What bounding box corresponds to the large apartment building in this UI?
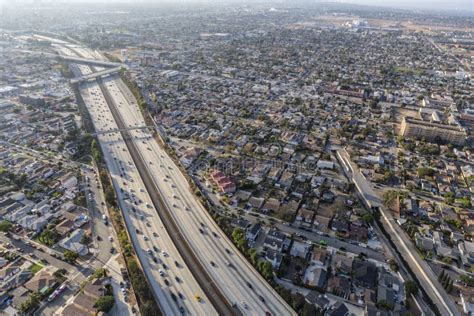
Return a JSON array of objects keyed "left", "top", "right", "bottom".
[{"left": 400, "top": 116, "right": 467, "bottom": 146}]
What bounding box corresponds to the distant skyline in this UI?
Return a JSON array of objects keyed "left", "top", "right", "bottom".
[{"left": 0, "top": 0, "right": 472, "bottom": 13}]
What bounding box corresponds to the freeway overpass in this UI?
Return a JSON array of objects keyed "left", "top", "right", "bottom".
[
  {"left": 57, "top": 55, "right": 121, "bottom": 67},
  {"left": 70, "top": 66, "right": 122, "bottom": 84},
  {"left": 11, "top": 49, "right": 121, "bottom": 68}
]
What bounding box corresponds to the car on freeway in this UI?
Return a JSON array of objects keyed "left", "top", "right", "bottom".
[
  {"left": 195, "top": 294, "right": 202, "bottom": 302},
  {"left": 162, "top": 251, "right": 168, "bottom": 257}
]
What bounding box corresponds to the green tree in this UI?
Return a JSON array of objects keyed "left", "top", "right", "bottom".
[
  {"left": 105, "top": 186, "right": 117, "bottom": 207},
  {"left": 64, "top": 250, "right": 79, "bottom": 263},
  {"left": 444, "top": 192, "right": 455, "bottom": 204},
  {"left": 94, "top": 295, "right": 115, "bottom": 312},
  {"left": 417, "top": 167, "right": 435, "bottom": 178},
  {"left": 362, "top": 213, "right": 374, "bottom": 224},
  {"left": 19, "top": 293, "right": 41, "bottom": 313},
  {"left": 231, "top": 228, "right": 247, "bottom": 250},
  {"left": 80, "top": 234, "right": 92, "bottom": 245},
  {"left": 259, "top": 261, "right": 274, "bottom": 280},
  {"left": 383, "top": 190, "right": 405, "bottom": 208},
  {"left": 0, "top": 220, "right": 12, "bottom": 232},
  {"left": 405, "top": 280, "right": 419, "bottom": 296},
  {"left": 388, "top": 259, "right": 399, "bottom": 272}
]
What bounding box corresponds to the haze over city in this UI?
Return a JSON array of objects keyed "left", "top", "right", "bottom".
[{"left": 0, "top": 1, "right": 472, "bottom": 316}]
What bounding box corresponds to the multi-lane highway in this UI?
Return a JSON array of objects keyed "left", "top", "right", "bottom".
[
  {"left": 55, "top": 44, "right": 218, "bottom": 315},
  {"left": 50, "top": 38, "right": 295, "bottom": 315},
  {"left": 104, "top": 71, "right": 295, "bottom": 315}
]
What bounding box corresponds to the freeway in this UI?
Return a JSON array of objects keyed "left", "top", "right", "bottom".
[
  {"left": 98, "top": 76, "right": 235, "bottom": 315},
  {"left": 56, "top": 44, "right": 218, "bottom": 315},
  {"left": 79, "top": 76, "right": 217, "bottom": 315},
  {"left": 55, "top": 39, "right": 294, "bottom": 315},
  {"left": 108, "top": 75, "right": 296, "bottom": 315},
  {"left": 337, "top": 148, "right": 460, "bottom": 316}
]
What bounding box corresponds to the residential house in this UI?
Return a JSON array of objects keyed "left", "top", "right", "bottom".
[
  {"left": 263, "top": 229, "right": 288, "bottom": 252},
  {"left": 290, "top": 241, "right": 311, "bottom": 259},
  {"left": 304, "top": 266, "right": 327, "bottom": 289},
  {"left": 353, "top": 260, "right": 377, "bottom": 289}
]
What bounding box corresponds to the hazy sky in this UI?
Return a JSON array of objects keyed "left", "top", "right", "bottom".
[{"left": 0, "top": 0, "right": 472, "bottom": 12}]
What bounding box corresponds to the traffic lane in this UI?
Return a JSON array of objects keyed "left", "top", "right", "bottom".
[
  {"left": 122, "top": 135, "right": 214, "bottom": 315},
  {"left": 103, "top": 139, "right": 206, "bottom": 315},
  {"left": 141, "top": 144, "right": 272, "bottom": 315},
  {"left": 273, "top": 223, "right": 385, "bottom": 261},
  {"left": 126, "top": 98, "right": 283, "bottom": 314},
  {"left": 153, "top": 148, "right": 295, "bottom": 314},
  {"left": 108, "top": 90, "right": 212, "bottom": 307},
  {"left": 0, "top": 235, "right": 83, "bottom": 274},
  {"left": 147, "top": 146, "right": 280, "bottom": 310},
  {"left": 83, "top": 171, "right": 114, "bottom": 265},
  {"left": 94, "top": 118, "right": 180, "bottom": 313}
]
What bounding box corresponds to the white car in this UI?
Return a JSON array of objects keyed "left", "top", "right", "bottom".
[
  {"left": 162, "top": 251, "right": 168, "bottom": 257},
  {"left": 159, "top": 269, "right": 164, "bottom": 276},
  {"left": 108, "top": 236, "right": 113, "bottom": 242}
]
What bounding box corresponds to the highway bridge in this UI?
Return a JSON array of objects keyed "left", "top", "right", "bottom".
[
  {"left": 70, "top": 66, "right": 122, "bottom": 84},
  {"left": 58, "top": 54, "right": 121, "bottom": 67}
]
